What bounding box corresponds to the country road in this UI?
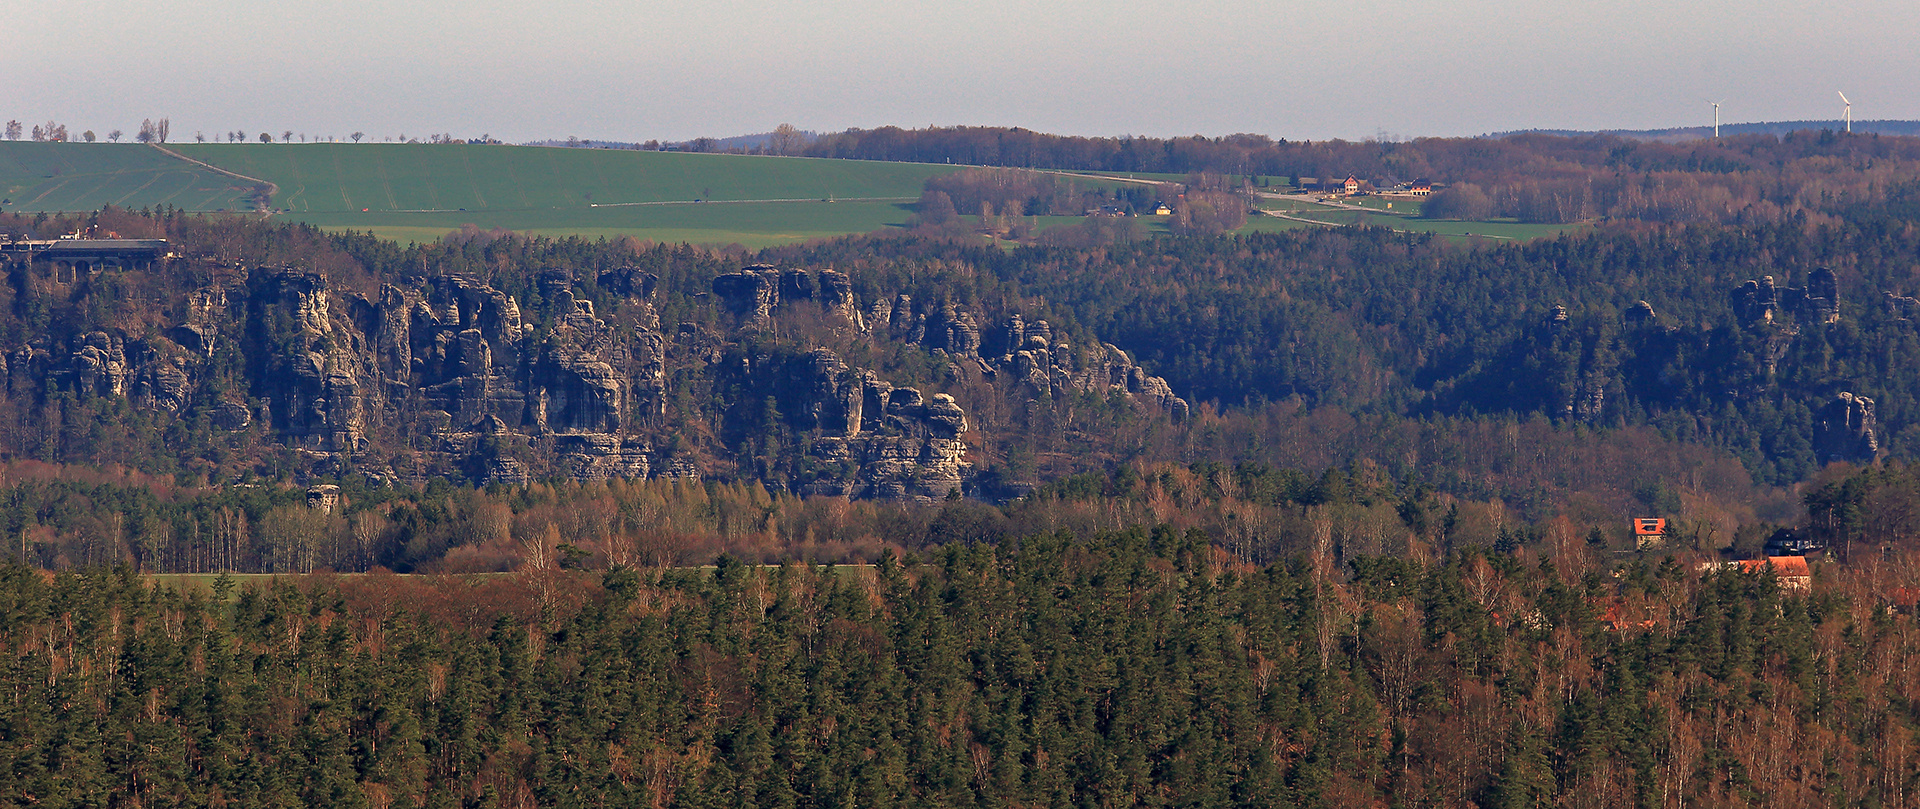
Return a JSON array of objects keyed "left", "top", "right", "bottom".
[{"left": 148, "top": 144, "right": 279, "bottom": 215}]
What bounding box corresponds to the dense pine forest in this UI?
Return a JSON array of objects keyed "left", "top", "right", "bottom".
[
  {"left": 12, "top": 128, "right": 1920, "bottom": 805},
  {"left": 6, "top": 536, "right": 1920, "bottom": 808}
]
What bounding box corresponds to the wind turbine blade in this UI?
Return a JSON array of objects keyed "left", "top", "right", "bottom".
[{"left": 1839, "top": 91, "right": 1851, "bottom": 106}]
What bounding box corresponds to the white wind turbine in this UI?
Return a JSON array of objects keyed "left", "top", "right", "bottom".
[
  {"left": 1711, "top": 100, "right": 1724, "bottom": 138},
  {"left": 1839, "top": 91, "right": 1852, "bottom": 133}
]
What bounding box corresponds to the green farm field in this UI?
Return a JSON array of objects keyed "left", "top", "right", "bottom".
[
  {"left": 1334, "top": 211, "right": 1582, "bottom": 240},
  {"left": 0, "top": 142, "right": 1574, "bottom": 246},
  {"left": 168, "top": 142, "right": 962, "bottom": 213},
  {"left": 0, "top": 141, "right": 967, "bottom": 246},
  {"left": 1334, "top": 195, "right": 1424, "bottom": 215},
  {"left": 287, "top": 199, "right": 919, "bottom": 247},
  {"left": 0, "top": 142, "right": 255, "bottom": 212},
  {"left": 1254, "top": 197, "right": 1582, "bottom": 241}
]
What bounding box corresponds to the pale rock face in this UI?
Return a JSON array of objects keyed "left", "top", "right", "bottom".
[
  {"left": 1733, "top": 268, "right": 1842, "bottom": 326},
  {"left": 71, "top": 332, "right": 130, "bottom": 399},
  {"left": 706, "top": 265, "right": 1196, "bottom": 497},
  {"left": 1815, "top": 391, "right": 1879, "bottom": 466},
  {"left": 818, "top": 270, "right": 862, "bottom": 329},
  {"left": 712, "top": 266, "right": 781, "bottom": 324},
  {"left": 6, "top": 260, "right": 1193, "bottom": 498}
]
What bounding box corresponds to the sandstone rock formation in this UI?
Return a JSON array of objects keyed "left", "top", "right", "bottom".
[
  {"left": 1814, "top": 391, "right": 1879, "bottom": 466},
  {"left": 1887, "top": 291, "right": 1920, "bottom": 321},
  {"left": 2, "top": 259, "right": 1193, "bottom": 499},
  {"left": 1733, "top": 268, "right": 1841, "bottom": 325}
]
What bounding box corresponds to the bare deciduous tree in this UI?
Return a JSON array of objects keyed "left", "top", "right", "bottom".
[{"left": 769, "top": 122, "right": 805, "bottom": 156}]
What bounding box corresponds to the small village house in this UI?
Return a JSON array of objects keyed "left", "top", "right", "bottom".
[
  {"left": 1695, "top": 556, "right": 1813, "bottom": 592},
  {"left": 1633, "top": 517, "right": 1666, "bottom": 550}
]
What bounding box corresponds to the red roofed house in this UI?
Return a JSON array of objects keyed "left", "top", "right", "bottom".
[
  {"left": 1738, "top": 555, "right": 1812, "bottom": 591},
  {"left": 1634, "top": 518, "right": 1667, "bottom": 550},
  {"left": 1595, "top": 596, "right": 1659, "bottom": 631},
  {"left": 1696, "top": 555, "right": 1813, "bottom": 592}
]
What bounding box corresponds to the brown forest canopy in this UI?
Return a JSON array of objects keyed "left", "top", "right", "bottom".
[{"left": 806, "top": 125, "right": 1920, "bottom": 224}]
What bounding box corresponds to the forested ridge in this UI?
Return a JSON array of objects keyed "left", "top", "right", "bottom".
[
  {"left": 5, "top": 535, "right": 1919, "bottom": 808},
  {"left": 12, "top": 128, "right": 1920, "bottom": 806},
  {"left": 773, "top": 215, "right": 1920, "bottom": 488},
  {"left": 796, "top": 125, "right": 1920, "bottom": 225},
  {"left": 8, "top": 182, "right": 1920, "bottom": 566}
]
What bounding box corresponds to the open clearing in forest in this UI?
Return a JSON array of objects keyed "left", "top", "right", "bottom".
[{"left": 1255, "top": 195, "right": 1582, "bottom": 241}]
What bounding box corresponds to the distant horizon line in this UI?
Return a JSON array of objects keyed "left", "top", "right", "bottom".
[{"left": 7, "top": 118, "right": 1920, "bottom": 149}]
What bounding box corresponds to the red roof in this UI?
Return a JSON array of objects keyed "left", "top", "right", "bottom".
[{"left": 1737, "top": 556, "right": 1811, "bottom": 577}]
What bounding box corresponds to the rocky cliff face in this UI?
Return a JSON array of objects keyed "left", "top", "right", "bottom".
[
  {"left": 1814, "top": 391, "right": 1880, "bottom": 466},
  {"left": 10, "top": 261, "right": 1188, "bottom": 499},
  {"left": 708, "top": 264, "right": 1188, "bottom": 497},
  {"left": 1732, "top": 268, "right": 1841, "bottom": 326}
]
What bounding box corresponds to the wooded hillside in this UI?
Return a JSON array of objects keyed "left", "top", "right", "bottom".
[{"left": 2, "top": 536, "right": 1913, "bottom": 808}]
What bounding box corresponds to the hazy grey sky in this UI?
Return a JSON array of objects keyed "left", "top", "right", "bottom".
[{"left": 8, "top": 0, "right": 1917, "bottom": 143}]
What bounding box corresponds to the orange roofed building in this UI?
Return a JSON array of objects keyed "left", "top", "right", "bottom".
[
  {"left": 1739, "top": 556, "right": 1812, "bottom": 591},
  {"left": 1634, "top": 518, "right": 1667, "bottom": 550},
  {"left": 1698, "top": 555, "right": 1813, "bottom": 592}
]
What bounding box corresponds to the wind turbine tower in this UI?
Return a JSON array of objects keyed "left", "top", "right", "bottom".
[
  {"left": 1839, "top": 91, "right": 1852, "bottom": 133},
  {"left": 1711, "top": 100, "right": 1723, "bottom": 138}
]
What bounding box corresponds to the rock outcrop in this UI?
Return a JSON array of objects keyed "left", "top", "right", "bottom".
[
  {"left": 1887, "top": 291, "right": 1920, "bottom": 321},
  {"left": 2, "top": 259, "right": 1193, "bottom": 499},
  {"left": 1733, "top": 269, "right": 1841, "bottom": 325},
  {"left": 800, "top": 361, "right": 971, "bottom": 500},
  {"left": 704, "top": 263, "right": 1190, "bottom": 429},
  {"left": 1814, "top": 392, "right": 1879, "bottom": 466}
]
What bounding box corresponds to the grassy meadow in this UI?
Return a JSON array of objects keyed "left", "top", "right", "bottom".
[{"left": 1255, "top": 196, "right": 1582, "bottom": 241}]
